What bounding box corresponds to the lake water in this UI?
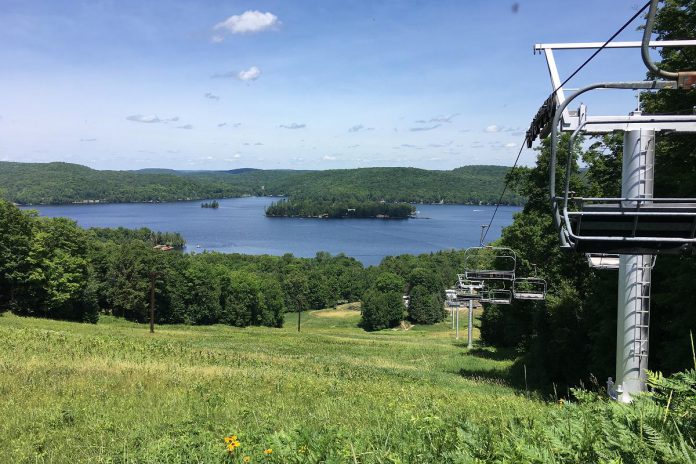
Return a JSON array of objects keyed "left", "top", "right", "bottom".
[{"left": 24, "top": 197, "right": 520, "bottom": 266}]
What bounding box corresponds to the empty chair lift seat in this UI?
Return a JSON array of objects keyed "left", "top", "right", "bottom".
[
  {"left": 481, "top": 289, "right": 512, "bottom": 305},
  {"left": 565, "top": 199, "right": 696, "bottom": 255},
  {"left": 512, "top": 277, "right": 547, "bottom": 300}
]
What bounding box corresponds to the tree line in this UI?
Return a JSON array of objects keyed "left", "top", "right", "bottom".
[
  {"left": 0, "top": 163, "right": 521, "bottom": 206},
  {"left": 0, "top": 199, "right": 461, "bottom": 329},
  {"left": 265, "top": 198, "right": 415, "bottom": 219}
]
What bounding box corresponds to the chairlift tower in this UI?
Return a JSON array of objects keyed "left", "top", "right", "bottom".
[{"left": 531, "top": 23, "right": 696, "bottom": 401}]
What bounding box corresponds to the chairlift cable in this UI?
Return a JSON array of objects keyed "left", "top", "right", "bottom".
[{"left": 480, "top": 1, "right": 652, "bottom": 246}]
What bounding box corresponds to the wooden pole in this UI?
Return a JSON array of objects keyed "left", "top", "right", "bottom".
[
  {"left": 297, "top": 307, "right": 301, "bottom": 332},
  {"left": 149, "top": 271, "right": 156, "bottom": 334}
]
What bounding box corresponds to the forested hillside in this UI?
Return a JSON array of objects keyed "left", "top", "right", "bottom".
[
  {"left": 0, "top": 162, "right": 521, "bottom": 205},
  {"left": 0, "top": 162, "right": 248, "bottom": 204}
]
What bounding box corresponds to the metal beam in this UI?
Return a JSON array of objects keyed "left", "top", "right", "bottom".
[
  {"left": 535, "top": 40, "right": 696, "bottom": 52},
  {"left": 580, "top": 114, "right": 696, "bottom": 133}
]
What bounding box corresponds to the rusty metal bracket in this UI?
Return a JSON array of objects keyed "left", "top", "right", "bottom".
[{"left": 678, "top": 72, "right": 696, "bottom": 90}]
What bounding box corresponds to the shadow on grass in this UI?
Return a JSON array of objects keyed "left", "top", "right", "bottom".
[
  {"left": 458, "top": 367, "right": 514, "bottom": 387},
  {"left": 466, "top": 347, "right": 519, "bottom": 362},
  {"left": 457, "top": 347, "right": 545, "bottom": 393}
]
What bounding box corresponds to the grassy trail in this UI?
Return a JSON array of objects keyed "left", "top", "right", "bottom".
[{"left": 0, "top": 308, "right": 544, "bottom": 463}]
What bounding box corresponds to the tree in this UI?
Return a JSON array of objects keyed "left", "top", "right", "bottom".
[
  {"left": 360, "top": 288, "right": 404, "bottom": 331},
  {"left": 407, "top": 285, "right": 445, "bottom": 324},
  {"left": 0, "top": 200, "right": 34, "bottom": 309},
  {"left": 373, "top": 272, "right": 406, "bottom": 294},
  {"left": 105, "top": 240, "right": 153, "bottom": 321},
  {"left": 19, "top": 216, "right": 98, "bottom": 322}
]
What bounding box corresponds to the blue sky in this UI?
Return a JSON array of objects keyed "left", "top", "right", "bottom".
[{"left": 0, "top": 1, "right": 659, "bottom": 170}]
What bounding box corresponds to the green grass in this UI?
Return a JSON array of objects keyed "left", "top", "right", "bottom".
[
  {"left": 11, "top": 308, "right": 691, "bottom": 463},
  {"left": 0, "top": 307, "right": 543, "bottom": 463}
]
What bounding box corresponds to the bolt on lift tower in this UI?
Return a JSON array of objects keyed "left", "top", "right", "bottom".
[{"left": 530, "top": 1, "right": 696, "bottom": 402}]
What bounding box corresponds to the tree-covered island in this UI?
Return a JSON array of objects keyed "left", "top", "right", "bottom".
[
  {"left": 265, "top": 198, "right": 415, "bottom": 219},
  {"left": 201, "top": 200, "right": 220, "bottom": 209}
]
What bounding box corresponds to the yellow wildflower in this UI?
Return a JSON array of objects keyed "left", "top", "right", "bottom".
[
  {"left": 263, "top": 449, "right": 273, "bottom": 455},
  {"left": 243, "top": 457, "right": 251, "bottom": 463},
  {"left": 224, "top": 434, "right": 238, "bottom": 444}
]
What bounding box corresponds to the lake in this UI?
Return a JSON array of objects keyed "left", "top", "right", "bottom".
[{"left": 24, "top": 197, "right": 521, "bottom": 266}]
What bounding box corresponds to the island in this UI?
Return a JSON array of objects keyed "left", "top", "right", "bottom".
[
  {"left": 265, "top": 198, "right": 415, "bottom": 219},
  {"left": 201, "top": 200, "right": 220, "bottom": 209}
]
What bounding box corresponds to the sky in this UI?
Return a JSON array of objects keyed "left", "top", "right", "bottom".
[{"left": 0, "top": 0, "right": 662, "bottom": 171}]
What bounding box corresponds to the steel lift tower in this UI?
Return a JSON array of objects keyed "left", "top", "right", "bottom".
[{"left": 530, "top": 0, "right": 696, "bottom": 402}]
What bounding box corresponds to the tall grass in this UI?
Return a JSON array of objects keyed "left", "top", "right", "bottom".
[{"left": 0, "top": 310, "right": 693, "bottom": 463}]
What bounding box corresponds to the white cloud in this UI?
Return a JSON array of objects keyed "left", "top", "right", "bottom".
[
  {"left": 280, "top": 123, "right": 306, "bottom": 130},
  {"left": 127, "top": 114, "right": 180, "bottom": 124},
  {"left": 428, "top": 141, "right": 452, "bottom": 148},
  {"left": 238, "top": 66, "right": 261, "bottom": 81},
  {"left": 126, "top": 114, "right": 161, "bottom": 123},
  {"left": 348, "top": 124, "right": 374, "bottom": 133},
  {"left": 80, "top": 138, "right": 97, "bottom": 142},
  {"left": 204, "top": 92, "right": 220, "bottom": 101},
  {"left": 322, "top": 155, "right": 337, "bottom": 161},
  {"left": 177, "top": 124, "right": 194, "bottom": 130},
  {"left": 409, "top": 124, "right": 441, "bottom": 132},
  {"left": 217, "top": 122, "right": 227, "bottom": 127},
  {"left": 214, "top": 11, "right": 279, "bottom": 37},
  {"left": 415, "top": 113, "right": 459, "bottom": 124},
  {"left": 429, "top": 113, "right": 459, "bottom": 123},
  {"left": 233, "top": 153, "right": 241, "bottom": 159},
  {"left": 504, "top": 142, "right": 517, "bottom": 148},
  {"left": 484, "top": 125, "right": 501, "bottom": 133}
]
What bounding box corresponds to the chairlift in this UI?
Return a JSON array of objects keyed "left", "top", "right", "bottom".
[
  {"left": 445, "top": 289, "right": 462, "bottom": 307},
  {"left": 480, "top": 289, "right": 512, "bottom": 305},
  {"left": 559, "top": 196, "right": 696, "bottom": 255},
  {"left": 586, "top": 253, "right": 620, "bottom": 270},
  {"left": 463, "top": 247, "right": 516, "bottom": 281},
  {"left": 512, "top": 277, "right": 547, "bottom": 301},
  {"left": 546, "top": 70, "right": 696, "bottom": 257},
  {"left": 456, "top": 274, "right": 484, "bottom": 299}
]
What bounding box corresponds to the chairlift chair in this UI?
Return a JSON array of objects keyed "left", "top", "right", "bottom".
[
  {"left": 463, "top": 247, "right": 517, "bottom": 281},
  {"left": 512, "top": 277, "right": 547, "bottom": 301},
  {"left": 558, "top": 196, "right": 696, "bottom": 255},
  {"left": 480, "top": 289, "right": 512, "bottom": 305},
  {"left": 455, "top": 274, "right": 484, "bottom": 300},
  {"left": 586, "top": 253, "right": 620, "bottom": 270}
]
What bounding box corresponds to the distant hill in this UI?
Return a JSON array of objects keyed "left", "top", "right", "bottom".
[
  {"left": 0, "top": 161, "right": 521, "bottom": 205},
  {"left": 225, "top": 168, "right": 261, "bottom": 175}
]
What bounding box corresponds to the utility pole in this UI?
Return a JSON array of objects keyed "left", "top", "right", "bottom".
[
  {"left": 148, "top": 270, "right": 158, "bottom": 334},
  {"left": 616, "top": 124, "right": 654, "bottom": 402},
  {"left": 455, "top": 304, "right": 459, "bottom": 340},
  {"left": 467, "top": 299, "right": 474, "bottom": 349}
]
